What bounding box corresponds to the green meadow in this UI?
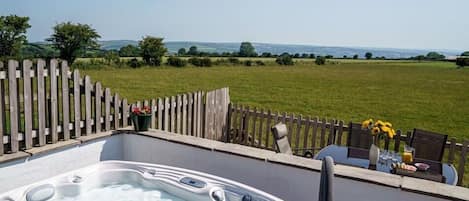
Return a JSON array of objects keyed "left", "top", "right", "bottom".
[{"left": 81, "top": 59, "right": 469, "bottom": 141}]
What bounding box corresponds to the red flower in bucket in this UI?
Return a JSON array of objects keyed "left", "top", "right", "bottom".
[{"left": 131, "top": 106, "right": 152, "bottom": 131}]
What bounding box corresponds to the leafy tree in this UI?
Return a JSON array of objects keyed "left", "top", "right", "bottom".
[
  {"left": 275, "top": 53, "right": 294, "bottom": 65},
  {"left": 47, "top": 22, "right": 100, "bottom": 64},
  {"left": 415, "top": 55, "right": 425, "bottom": 61},
  {"left": 221, "top": 52, "right": 232, "bottom": 57},
  {"left": 127, "top": 58, "right": 144, "bottom": 68},
  {"left": 119, "top": 44, "right": 140, "bottom": 57},
  {"left": 315, "top": 56, "right": 326, "bottom": 65},
  {"left": 365, "top": 52, "right": 373, "bottom": 60},
  {"left": 178, "top": 48, "right": 186, "bottom": 56},
  {"left": 353, "top": 54, "right": 359, "bottom": 59},
  {"left": 309, "top": 53, "right": 316, "bottom": 58},
  {"left": 325, "top": 55, "right": 333, "bottom": 59},
  {"left": 456, "top": 57, "right": 469, "bottom": 68},
  {"left": 425, "top": 52, "right": 445, "bottom": 60},
  {"left": 301, "top": 53, "right": 309, "bottom": 58},
  {"left": 343, "top": 55, "right": 347, "bottom": 59},
  {"left": 167, "top": 56, "right": 187, "bottom": 67},
  {"left": 139, "top": 36, "right": 167, "bottom": 66},
  {"left": 461, "top": 51, "right": 469, "bottom": 56},
  {"left": 293, "top": 53, "right": 300, "bottom": 58},
  {"left": 187, "top": 46, "right": 198, "bottom": 56},
  {"left": 261, "top": 52, "right": 272, "bottom": 57},
  {"left": 0, "top": 15, "right": 31, "bottom": 57},
  {"left": 239, "top": 42, "right": 256, "bottom": 57}
]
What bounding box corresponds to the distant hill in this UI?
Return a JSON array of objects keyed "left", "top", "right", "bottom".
[{"left": 34, "top": 40, "right": 461, "bottom": 59}]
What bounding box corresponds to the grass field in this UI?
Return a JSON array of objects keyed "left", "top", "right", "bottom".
[{"left": 80, "top": 60, "right": 469, "bottom": 141}]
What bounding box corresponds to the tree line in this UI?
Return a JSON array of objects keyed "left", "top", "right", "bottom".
[{"left": 1, "top": 14, "right": 468, "bottom": 68}]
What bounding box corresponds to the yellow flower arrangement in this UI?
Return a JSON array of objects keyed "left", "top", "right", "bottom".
[{"left": 361, "top": 119, "right": 396, "bottom": 139}]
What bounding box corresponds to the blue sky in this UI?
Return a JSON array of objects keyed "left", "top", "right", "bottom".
[{"left": 1, "top": 0, "right": 468, "bottom": 50}]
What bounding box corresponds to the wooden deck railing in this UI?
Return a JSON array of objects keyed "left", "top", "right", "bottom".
[{"left": 225, "top": 103, "right": 469, "bottom": 186}]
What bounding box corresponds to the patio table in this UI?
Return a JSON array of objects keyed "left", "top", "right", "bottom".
[{"left": 314, "top": 145, "right": 458, "bottom": 185}]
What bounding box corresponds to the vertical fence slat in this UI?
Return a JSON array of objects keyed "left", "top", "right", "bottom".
[
  {"left": 265, "top": 110, "right": 272, "bottom": 149},
  {"left": 257, "top": 108, "right": 264, "bottom": 148},
  {"left": 287, "top": 113, "right": 294, "bottom": 143},
  {"left": 457, "top": 140, "right": 469, "bottom": 186},
  {"left": 311, "top": 117, "right": 319, "bottom": 154},
  {"left": 176, "top": 95, "right": 182, "bottom": 134},
  {"left": 448, "top": 137, "right": 457, "bottom": 164},
  {"left": 8, "top": 60, "right": 19, "bottom": 152},
  {"left": 170, "top": 96, "right": 176, "bottom": 133},
  {"left": 114, "top": 94, "right": 120, "bottom": 129},
  {"left": 187, "top": 94, "right": 193, "bottom": 136},
  {"left": 164, "top": 97, "right": 169, "bottom": 132},
  {"left": 37, "top": 60, "right": 47, "bottom": 144},
  {"left": 251, "top": 108, "right": 258, "bottom": 146},
  {"left": 95, "top": 82, "right": 102, "bottom": 132},
  {"left": 151, "top": 99, "right": 156, "bottom": 129},
  {"left": 73, "top": 69, "right": 81, "bottom": 138},
  {"left": 302, "top": 116, "right": 311, "bottom": 155},
  {"left": 224, "top": 103, "right": 232, "bottom": 142},
  {"left": 336, "top": 120, "right": 344, "bottom": 145},
  {"left": 50, "top": 60, "right": 59, "bottom": 142},
  {"left": 394, "top": 130, "right": 402, "bottom": 152},
  {"left": 295, "top": 115, "right": 303, "bottom": 155},
  {"left": 84, "top": 75, "right": 92, "bottom": 135},
  {"left": 197, "top": 92, "right": 203, "bottom": 137},
  {"left": 320, "top": 118, "right": 327, "bottom": 148},
  {"left": 327, "top": 119, "right": 335, "bottom": 145},
  {"left": 243, "top": 106, "right": 250, "bottom": 145},
  {"left": 157, "top": 98, "right": 163, "bottom": 130},
  {"left": 272, "top": 112, "right": 280, "bottom": 148},
  {"left": 182, "top": 94, "right": 187, "bottom": 135},
  {"left": 61, "top": 61, "right": 70, "bottom": 140},
  {"left": 104, "top": 88, "right": 111, "bottom": 131},
  {"left": 23, "top": 60, "right": 33, "bottom": 149},
  {"left": 237, "top": 105, "right": 244, "bottom": 144},
  {"left": 122, "top": 99, "right": 128, "bottom": 128},
  {"left": 0, "top": 61, "right": 5, "bottom": 155}
]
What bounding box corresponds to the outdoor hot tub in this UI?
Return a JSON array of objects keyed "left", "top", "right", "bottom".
[{"left": 0, "top": 161, "right": 282, "bottom": 201}]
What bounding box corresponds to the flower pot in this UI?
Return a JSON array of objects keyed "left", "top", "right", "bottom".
[{"left": 131, "top": 114, "right": 151, "bottom": 131}]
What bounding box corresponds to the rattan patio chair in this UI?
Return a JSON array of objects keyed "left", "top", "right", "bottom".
[
  {"left": 410, "top": 128, "right": 448, "bottom": 162},
  {"left": 346, "top": 122, "right": 373, "bottom": 150}
]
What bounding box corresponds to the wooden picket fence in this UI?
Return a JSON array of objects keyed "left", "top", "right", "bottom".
[
  {"left": 226, "top": 104, "right": 469, "bottom": 186},
  {"left": 131, "top": 87, "right": 229, "bottom": 140},
  {"left": 0, "top": 59, "right": 130, "bottom": 155},
  {"left": 0, "top": 59, "right": 230, "bottom": 157}
]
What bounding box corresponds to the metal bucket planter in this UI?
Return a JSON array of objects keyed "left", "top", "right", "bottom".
[{"left": 131, "top": 114, "right": 151, "bottom": 131}]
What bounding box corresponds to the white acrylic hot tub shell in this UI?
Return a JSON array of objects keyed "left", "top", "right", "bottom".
[{"left": 1, "top": 160, "right": 283, "bottom": 201}]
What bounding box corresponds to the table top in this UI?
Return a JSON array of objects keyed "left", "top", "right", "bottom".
[{"left": 314, "top": 145, "right": 457, "bottom": 185}]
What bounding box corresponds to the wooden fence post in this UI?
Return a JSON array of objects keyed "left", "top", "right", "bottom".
[
  {"left": 61, "top": 61, "right": 70, "bottom": 140},
  {"left": 37, "top": 60, "right": 47, "bottom": 145},
  {"left": 84, "top": 75, "right": 92, "bottom": 135},
  {"left": 73, "top": 69, "right": 81, "bottom": 138},
  {"left": 23, "top": 60, "right": 33, "bottom": 149},
  {"left": 95, "top": 82, "right": 102, "bottom": 133},
  {"left": 8, "top": 60, "right": 19, "bottom": 152}
]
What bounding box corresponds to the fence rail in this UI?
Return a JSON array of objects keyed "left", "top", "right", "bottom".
[{"left": 226, "top": 104, "right": 469, "bottom": 186}]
